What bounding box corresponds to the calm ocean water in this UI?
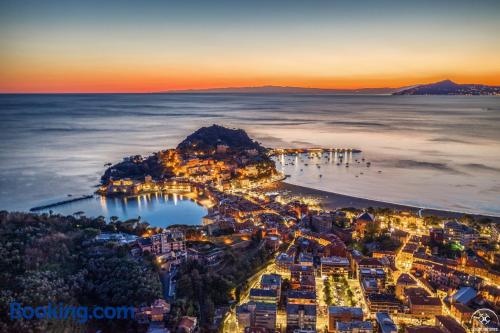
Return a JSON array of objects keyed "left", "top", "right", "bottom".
[{"left": 0, "top": 94, "right": 499, "bottom": 220}]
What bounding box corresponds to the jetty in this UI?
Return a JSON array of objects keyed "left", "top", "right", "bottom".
[{"left": 30, "top": 195, "right": 94, "bottom": 212}]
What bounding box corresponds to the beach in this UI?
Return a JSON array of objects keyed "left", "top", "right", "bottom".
[{"left": 263, "top": 181, "right": 500, "bottom": 222}]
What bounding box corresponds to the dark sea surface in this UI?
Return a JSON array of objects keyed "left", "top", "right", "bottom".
[{"left": 0, "top": 93, "right": 499, "bottom": 221}]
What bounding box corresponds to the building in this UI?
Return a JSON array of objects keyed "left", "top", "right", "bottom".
[
  {"left": 249, "top": 288, "right": 278, "bottom": 304},
  {"left": 287, "top": 290, "right": 317, "bottom": 305},
  {"left": 290, "top": 265, "right": 316, "bottom": 291},
  {"left": 395, "top": 273, "right": 417, "bottom": 300},
  {"left": 311, "top": 213, "right": 334, "bottom": 233},
  {"left": 359, "top": 268, "right": 386, "bottom": 294},
  {"left": 366, "top": 294, "right": 402, "bottom": 314},
  {"left": 298, "top": 253, "right": 314, "bottom": 267},
  {"left": 177, "top": 316, "right": 197, "bottom": 333},
  {"left": 404, "top": 327, "right": 444, "bottom": 333},
  {"left": 391, "top": 229, "right": 409, "bottom": 244},
  {"left": 286, "top": 304, "right": 317, "bottom": 331},
  {"left": 434, "top": 315, "right": 466, "bottom": 333},
  {"left": 253, "top": 303, "right": 277, "bottom": 332},
  {"left": 354, "top": 212, "right": 376, "bottom": 238},
  {"left": 443, "top": 220, "right": 478, "bottom": 247},
  {"left": 321, "top": 256, "right": 350, "bottom": 277},
  {"left": 430, "top": 228, "right": 444, "bottom": 244},
  {"left": 407, "top": 293, "right": 442, "bottom": 318},
  {"left": 237, "top": 302, "right": 277, "bottom": 332},
  {"left": 150, "top": 229, "right": 186, "bottom": 255},
  {"left": 136, "top": 299, "right": 171, "bottom": 324},
  {"left": 375, "top": 312, "right": 397, "bottom": 333},
  {"left": 328, "top": 306, "right": 363, "bottom": 332},
  {"left": 261, "top": 274, "right": 282, "bottom": 299},
  {"left": 336, "top": 321, "right": 373, "bottom": 333},
  {"left": 277, "top": 253, "right": 294, "bottom": 273},
  {"left": 450, "top": 303, "right": 473, "bottom": 325},
  {"left": 449, "top": 287, "right": 477, "bottom": 305},
  {"left": 187, "top": 244, "right": 225, "bottom": 267}
]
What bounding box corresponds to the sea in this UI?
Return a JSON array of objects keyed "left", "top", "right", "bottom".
[{"left": 1, "top": 93, "right": 499, "bottom": 225}]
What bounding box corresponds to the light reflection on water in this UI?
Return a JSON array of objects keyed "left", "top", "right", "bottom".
[{"left": 40, "top": 193, "right": 207, "bottom": 227}]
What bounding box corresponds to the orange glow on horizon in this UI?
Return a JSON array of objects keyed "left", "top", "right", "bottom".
[{"left": 2, "top": 73, "right": 500, "bottom": 93}]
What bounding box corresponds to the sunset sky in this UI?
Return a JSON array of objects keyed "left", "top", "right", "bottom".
[{"left": 1, "top": 0, "right": 500, "bottom": 93}]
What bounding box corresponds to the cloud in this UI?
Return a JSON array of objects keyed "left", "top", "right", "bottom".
[
  {"left": 462, "top": 163, "right": 500, "bottom": 173},
  {"left": 290, "top": 140, "right": 314, "bottom": 146},
  {"left": 429, "top": 137, "right": 474, "bottom": 144},
  {"left": 393, "top": 159, "right": 463, "bottom": 174},
  {"left": 326, "top": 120, "right": 390, "bottom": 128}
]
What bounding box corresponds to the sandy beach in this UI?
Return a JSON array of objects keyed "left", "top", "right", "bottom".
[{"left": 262, "top": 181, "right": 500, "bottom": 222}]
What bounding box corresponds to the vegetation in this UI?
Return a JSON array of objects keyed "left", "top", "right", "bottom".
[
  {"left": 173, "top": 240, "right": 273, "bottom": 330},
  {"left": 101, "top": 153, "right": 166, "bottom": 183},
  {"left": 176, "top": 124, "right": 264, "bottom": 154},
  {"left": 323, "top": 277, "right": 333, "bottom": 305},
  {"left": 0, "top": 211, "right": 162, "bottom": 333}
]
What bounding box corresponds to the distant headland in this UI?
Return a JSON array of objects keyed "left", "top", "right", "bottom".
[
  {"left": 158, "top": 80, "right": 500, "bottom": 95},
  {"left": 393, "top": 79, "right": 500, "bottom": 96}
]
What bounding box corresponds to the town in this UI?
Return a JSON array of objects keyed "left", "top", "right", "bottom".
[{"left": 96, "top": 125, "right": 499, "bottom": 333}]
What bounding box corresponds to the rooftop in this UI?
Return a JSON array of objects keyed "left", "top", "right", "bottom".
[
  {"left": 288, "top": 290, "right": 316, "bottom": 300},
  {"left": 249, "top": 288, "right": 277, "bottom": 298},
  {"left": 451, "top": 287, "right": 477, "bottom": 305},
  {"left": 405, "top": 326, "right": 444, "bottom": 333},
  {"left": 328, "top": 306, "right": 363, "bottom": 317},
  {"left": 336, "top": 320, "right": 373, "bottom": 331},
  {"left": 435, "top": 315, "right": 466, "bottom": 333},
  {"left": 356, "top": 212, "right": 375, "bottom": 222},
  {"left": 397, "top": 273, "right": 417, "bottom": 286},
  {"left": 261, "top": 273, "right": 282, "bottom": 286},
  {"left": 286, "top": 304, "right": 317, "bottom": 316},
  {"left": 409, "top": 295, "right": 441, "bottom": 307},
  {"left": 375, "top": 312, "right": 397, "bottom": 333}
]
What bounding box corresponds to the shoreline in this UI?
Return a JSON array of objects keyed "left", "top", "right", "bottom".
[{"left": 264, "top": 181, "right": 500, "bottom": 222}]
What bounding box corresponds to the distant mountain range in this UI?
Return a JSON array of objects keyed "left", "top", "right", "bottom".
[
  {"left": 393, "top": 80, "right": 500, "bottom": 95},
  {"left": 158, "top": 85, "right": 402, "bottom": 94},
  {"left": 158, "top": 80, "right": 500, "bottom": 95}
]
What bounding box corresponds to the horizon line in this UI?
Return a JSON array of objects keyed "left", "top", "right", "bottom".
[{"left": 1, "top": 79, "right": 499, "bottom": 94}]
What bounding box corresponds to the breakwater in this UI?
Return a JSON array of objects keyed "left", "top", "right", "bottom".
[{"left": 30, "top": 195, "right": 94, "bottom": 212}]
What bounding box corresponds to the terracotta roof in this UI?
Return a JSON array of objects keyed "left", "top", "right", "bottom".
[
  {"left": 397, "top": 273, "right": 417, "bottom": 285},
  {"left": 405, "top": 327, "right": 444, "bottom": 333},
  {"left": 409, "top": 295, "right": 441, "bottom": 307},
  {"left": 435, "top": 315, "right": 466, "bottom": 333}
]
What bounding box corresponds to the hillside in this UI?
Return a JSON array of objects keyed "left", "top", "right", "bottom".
[{"left": 176, "top": 124, "right": 264, "bottom": 154}]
